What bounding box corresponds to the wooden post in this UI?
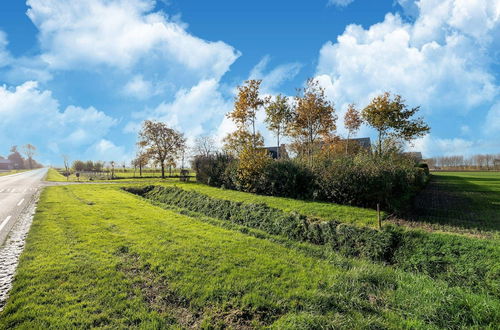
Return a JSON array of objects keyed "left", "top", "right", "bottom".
[{"left": 377, "top": 203, "right": 381, "bottom": 230}]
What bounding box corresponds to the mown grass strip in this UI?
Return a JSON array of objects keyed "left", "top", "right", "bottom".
[{"left": 2, "top": 184, "right": 498, "bottom": 328}]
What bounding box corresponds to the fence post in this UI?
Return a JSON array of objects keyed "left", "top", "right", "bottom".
[{"left": 377, "top": 203, "right": 381, "bottom": 230}]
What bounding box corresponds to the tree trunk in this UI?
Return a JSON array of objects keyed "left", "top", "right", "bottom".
[
  {"left": 139, "top": 164, "right": 142, "bottom": 177},
  {"left": 277, "top": 129, "right": 280, "bottom": 159},
  {"left": 161, "top": 163, "right": 165, "bottom": 179},
  {"left": 378, "top": 131, "right": 382, "bottom": 156},
  {"left": 345, "top": 132, "right": 350, "bottom": 155}
]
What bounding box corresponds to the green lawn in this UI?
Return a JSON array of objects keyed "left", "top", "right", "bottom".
[
  {"left": 46, "top": 168, "right": 381, "bottom": 227},
  {"left": 411, "top": 171, "right": 500, "bottom": 233},
  {"left": 0, "top": 169, "right": 31, "bottom": 177},
  {"left": 1, "top": 184, "right": 498, "bottom": 328},
  {"left": 46, "top": 168, "right": 194, "bottom": 182}
]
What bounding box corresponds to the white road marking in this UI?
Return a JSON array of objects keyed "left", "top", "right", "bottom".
[
  {"left": 17, "top": 199, "right": 24, "bottom": 206},
  {"left": 0, "top": 216, "right": 12, "bottom": 232}
]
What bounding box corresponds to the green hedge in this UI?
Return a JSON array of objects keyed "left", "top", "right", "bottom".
[{"left": 126, "top": 185, "right": 499, "bottom": 296}]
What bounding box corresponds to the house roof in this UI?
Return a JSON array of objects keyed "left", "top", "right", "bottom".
[{"left": 341, "top": 137, "right": 371, "bottom": 148}]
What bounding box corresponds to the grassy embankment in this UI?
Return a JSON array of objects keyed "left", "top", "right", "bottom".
[{"left": 1, "top": 184, "right": 498, "bottom": 328}]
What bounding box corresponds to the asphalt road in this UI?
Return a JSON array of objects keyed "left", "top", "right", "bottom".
[{"left": 0, "top": 168, "right": 47, "bottom": 245}]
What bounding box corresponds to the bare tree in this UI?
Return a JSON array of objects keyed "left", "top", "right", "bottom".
[
  {"left": 22, "top": 144, "right": 37, "bottom": 169},
  {"left": 193, "top": 135, "right": 216, "bottom": 157},
  {"left": 62, "top": 154, "right": 71, "bottom": 180}
]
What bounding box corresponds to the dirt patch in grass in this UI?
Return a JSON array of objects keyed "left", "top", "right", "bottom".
[{"left": 116, "top": 248, "right": 269, "bottom": 329}]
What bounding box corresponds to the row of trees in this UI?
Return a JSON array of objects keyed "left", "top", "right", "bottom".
[
  {"left": 223, "top": 79, "right": 429, "bottom": 164},
  {"left": 426, "top": 154, "right": 500, "bottom": 170},
  {"left": 0, "top": 145, "right": 42, "bottom": 169}
]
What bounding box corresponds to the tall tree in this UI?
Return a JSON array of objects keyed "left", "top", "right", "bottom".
[
  {"left": 265, "top": 94, "right": 293, "bottom": 159},
  {"left": 343, "top": 104, "right": 363, "bottom": 154},
  {"left": 8, "top": 146, "right": 25, "bottom": 169},
  {"left": 225, "top": 80, "right": 265, "bottom": 152},
  {"left": 193, "top": 135, "right": 216, "bottom": 157},
  {"left": 133, "top": 148, "right": 149, "bottom": 177},
  {"left": 289, "top": 78, "right": 337, "bottom": 165},
  {"left": 138, "top": 120, "right": 186, "bottom": 179},
  {"left": 362, "top": 92, "right": 430, "bottom": 155},
  {"left": 22, "top": 144, "right": 36, "bottom": 169}
]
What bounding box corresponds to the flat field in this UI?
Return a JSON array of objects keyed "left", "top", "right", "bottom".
[
  {"left": 1, "top": 184, "right": 498, "bottom": 328},
  {"left": 410, "top": 171, "right": 500, "bottom": 233}
]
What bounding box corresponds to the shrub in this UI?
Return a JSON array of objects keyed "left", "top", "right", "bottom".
[
  {"left": 417, "top": 163, "right": 430, "bottom": 176},
  {"left": 191, "top": 153, "right": 235, "bottom": 187},
  {"left": 313, "top": 154, "right": 426, "bottom": 211},
  {"left": 255, "top": 160, "right": 317, "bottom": 199}
]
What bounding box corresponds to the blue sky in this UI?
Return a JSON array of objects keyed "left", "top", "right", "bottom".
[{"left": 0, "top": 0, "right": 499, "bottom": 165}]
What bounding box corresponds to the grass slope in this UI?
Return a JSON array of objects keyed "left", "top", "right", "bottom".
[{"left": 1, "top": 184, "right": 498, "bottom": 328}]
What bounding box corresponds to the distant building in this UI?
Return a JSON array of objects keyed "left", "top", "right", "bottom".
[
  {"left": 261, "top": 145, "right": 289, "bottom": 159},
  {"left": 0, "top": 159, "right": 13, "bottom": 170},
  {"left": 402, "top": 152, "right": 423, "bottom": 162},
  {"left": 341, "top": 137, "right": 371, "bottom": 150}
]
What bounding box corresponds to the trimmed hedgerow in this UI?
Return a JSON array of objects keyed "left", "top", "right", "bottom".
[
  {"left": 130, "top": 185, "right": 395, "bottom": 261},
  {"left": 126, "top": 185, "right": 500, "bottom": 297}
]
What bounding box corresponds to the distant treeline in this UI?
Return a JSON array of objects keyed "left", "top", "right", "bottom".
[
  {"left": 426, "top": 154, "right": 500, "bottom": 170},
  {"left": 0, "top": 145, "right": 43, "bottom": 169}
]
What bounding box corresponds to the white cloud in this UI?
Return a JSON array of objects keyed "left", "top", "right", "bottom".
[
  {"left": 316, "top": 0, "right": 500, "bottom": 145},
  {"left": 128, "top": 78, "right": 233, "bottom": 140},
  {"left": 122, "top": 75, "right": 161, "bottom": 99},
  {"left": 327, "top": 0, "right": 354, "bottom": 8},
  {"left": 26, "top": 0, "right": 240, "bottom": 82},
  {"left": 0, "top": 31, "right": 11, "bottom": 67},
  {"left": 0, "top": 81, "right": 117, "bottom": 159},
  {"left": 85, "top": 139, "right": 129, "bottom": 162},
  {"left": 409, "top": 134, "right": 500, "bottom": 157},
  {"left": 484, "top": 101, "right": 500, "bottom": 135},
  {"left": 249, "top": 56, "right": 302, "bottom": 94}
]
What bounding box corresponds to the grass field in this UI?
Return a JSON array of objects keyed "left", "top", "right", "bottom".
[
  {"left": 45, "top": 168, "right": 194, "bottom": 182},
  {"left": 410, "top": 171, "right": 500, "bottom": 233},
  {"left": 1, "top": 184, "right": 498, "bottom": 328},
  {"left": 46, "top": 168, "right": 381, "bottom": 227},
  {"left": 0, "top": 169, "right": 31, "bottom": 177}
]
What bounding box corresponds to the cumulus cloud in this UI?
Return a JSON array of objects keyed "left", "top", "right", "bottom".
[
  {"left": 0, "top": 81, "right": 117, "bottom": 160},
  {"left": 316, "top": 0, "right": 500, "bottom": 152},
  {"left": 26, "top": 0, "right": 240, "bottom": 83},
  {"left": 84, "top": 139, "right": 129, "bottom": 162},
  {"left": 127, "top": 79, "right": 233, "bottom": 140}
]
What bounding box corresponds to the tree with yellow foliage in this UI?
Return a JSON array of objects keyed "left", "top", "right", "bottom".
[
  {"left": 362, "top": 92, "right": 429, "bottom": 156},
  {"left": 288, "top": 78, "right": 337, "bottom": 166}
]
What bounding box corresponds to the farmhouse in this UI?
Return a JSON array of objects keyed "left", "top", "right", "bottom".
[{"left": 0, "top": 159, "right": 13, "bottom": 170}]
